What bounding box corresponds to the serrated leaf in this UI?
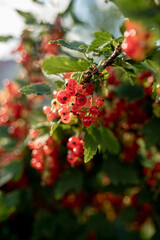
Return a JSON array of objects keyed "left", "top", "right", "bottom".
[
  {"left": 54, "top": 169, "right": 83, "bottom": 199},
  {"left": 88, "top": 30, "right": 112, "bottom": 51},
  {"left": 19, "top": 83, "right": 51, "bottom": 95},
  {"left": 99, "top": 127, "right": 120, "bottom": 154},
  {"left": 140, "top": 118, "right": 160, "bottom": 148},
  {"left": 42, "top": 56, "right": 89, "bottom": 75},
  {"left": 84, "top": 127, "right": 101, "bottom": 163},
  {"left": 0, "top": 35, "right": 13, "bottom": 42},
  {"left": 50, "top": 39, "right": 87, "bottom": 53},
  {"left": 113, "top": 83, "right": 144, "bottom": 102},
  {"left": 50, "top": 122, "right": 59, "bottom": 136}
]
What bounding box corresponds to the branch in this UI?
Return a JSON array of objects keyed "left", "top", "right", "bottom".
[{"left": 92, "top": 43, "right": 122, "bottom": 75}]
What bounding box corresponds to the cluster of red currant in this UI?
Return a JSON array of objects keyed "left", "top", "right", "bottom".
[
  {"left": 66, "top": 136, "right": 84, "bottom": 165},
  {"left": 28, "top": 130, "right": 61, "bottom": 185},
  {"left": 122, "top": 19, "right": 154, "bottom": 61},
  {"left": 43, "top": 78, "right": 104, "bottom": 127}
]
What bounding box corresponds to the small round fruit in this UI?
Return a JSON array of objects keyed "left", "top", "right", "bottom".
[
  {"left": 56, "top": 90, "right": 71, "bottom": 104},
  {"left": 83, "top": 116, "right": 93, "bottom": 127}
]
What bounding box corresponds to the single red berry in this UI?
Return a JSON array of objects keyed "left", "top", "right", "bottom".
[
  {"left": 90, "top": 106, "right": 100, "bottom": 115},
  {"left": 76, "top": 110, "right": 85, "bottom": 119},
  {"left": 73, "top": 145, "right": 84, "bottom": 158},
  {"left": 29, "top": 129, "right": 40, "bottom": 138},
  {"left": 61, "top": 115, "right": 71, "bottom": 124},
  {"left": 58, "top": 107, "right": 70, "bottom": 117},
  {"left": 84, "top": 83, "right": 94, "bottom": 95},
  {"left": 67, "top": 136, "right": 81, "bottom": 150},
  {"left": 56, "top": 90, "right": 71, "bottom": 104},
  {"left": 47, "top": 111, "right": 56, "bottom": 121},
  {"left": 77, "top": 84, "right": 85, "bottom": 94},
  {"left": 43, "top": 105, "right": 51, "bottom": 115},
  {"left": 91, "top": 114, "right": 99, "bottom": 122},
  {"left": 71, "top": 103, "right": 81, "bottom": 115},
  {"left": 67, "top": 150, "right": 77, "bottom": 164},
  {"left": 95, "top": 98, "right": 104, "bottom": 107},
  {"left": 76, "top": 94, "right": 87, "bottom": 106},
  {"left": 65, "top": 78, "right": 78, "bottom": 93},
  {"left": 83, "top": 116, "right": 93, "bottom": 127}
]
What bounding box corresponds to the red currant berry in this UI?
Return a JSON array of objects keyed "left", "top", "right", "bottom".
[
  {"left": 67, "top": 136, "right": 81, "bottom": 150},
  {"left": 58, "top": 107, "right": 70, "bottom": 117},
  {"left": 65, "top": 78, "right": 78, "bottom": 93},
  {"left": 76, "top": 110, "right": 85, "bottom": 119},
  {"left": 67, "top": 150, "right": 77, "bottom": 164},
  {"left": 77, "top": 84, "right": 85, "bottom": 94},
  {"left": 71, "top": 103, "right": 81, "bottom": 115},
  {"left": 47, "top": 111, "right": 56, "bottom": 121},
  {"left": 90, "top": 106, "right": 100, "bottom": 115},
  {"left": 84, "top": 83, "right": 94, "bottom": 95},
  {"left": 56, "top": 90, "right": 71, "bottom": 104},
  {"left": 83, "top": 116, "right": 93, "bottom": 127},
  {"left": 95, "top": 98, "right": 104, "bottom": 107},
  {"left": 29, "top": 129, "right": 40, "bottom": 138},
  {"left": 61, "top": 115, "right": 71, "bottom": 124},
  {"left": 73, "top": 145, "right": 84, "bottom": 158},
  {"left": 91, "top": 114, "right": 99, "bottom": 122},
  {"left": 76, "top": 94, "right": 87, "bottom": 106},
  {"left": 43, "top": 105, "right": 51, "bottom": 115}
]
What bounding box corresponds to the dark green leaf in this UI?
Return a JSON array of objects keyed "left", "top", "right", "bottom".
[
  {"left": 19, "top": 83, "right": 51, "bottom": 95},
  {"left": 54, "top": 169, "right": 83, "bottom": 199},
  {"left": 0, "top": 35, "right": 13, "bottom": 42},
  {"left": 84, "top": 127, "right": 101, "bottom": 163},
  {"left": 99, "top": 127, "right": 120, "bottom": 154},
  {"left": 113, "top": 83, "right": 144, "bottom": 102},
  {"left": 88, "top": 30, "right": 112, "bottom": 51},
  {"left": 0, "top": 161, "right": 23, "bottom": 187},
  {"left": 42, "top": 56, "right": 89, "bottom": 75},
  {"left": 0, "top": 190, "right": 19, "bottom": 221},
  {"left": 50, "top": 39, "right": 87, "bottom": 52},
  {"left": 140, "top": 118, "right": 160, "bottom": 148},
  {"left": 103, "top": 156, "right": 139, "bottom": 185}
]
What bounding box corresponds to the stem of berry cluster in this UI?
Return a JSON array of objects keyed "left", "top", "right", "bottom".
[{"left": 92, "top": 43, "right": 122, "bottom": 75}]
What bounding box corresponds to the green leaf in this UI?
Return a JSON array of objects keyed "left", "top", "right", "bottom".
[
  {"left": 113, "top": 83, "right": 144, "bottom": 102},
  {"left": 84, "top": 127, "right": 101, "bottom": 163},
  {"left": 103, "top": 156, "right": 139, "bottom": 185},
  {"left": 71, "top": 72, "right": 83, "bottom": 82},
  {"left": 54, "top": 169, "right": 83, "bottom": 199},
  {"left": 99, "top": 127, "right": 120, "bottom": 154},
  {"left": 0, "top": 35, "right": 13, "bottom": 42},
  {"left": 16, "top": 10, "right": 37, "bottom": 24},
  {"left": 0, "top": 126, "right": 17, "bottom": 150},
  {"left": 112, "top": 0, "right": 160, "bottom": 28},
  {"left": 88, "top": 30, "right": 113, "bottom": 51},
  {"left": 0, "top": 161, "right": 23, "bottom": 187},
  {"left": 50, "top": 122, "right": 59, "bottom": 136},
  {"left": 140, "top": 118, "right": 160, "bottom": 148},
  {"left": 0, "top": 190, "right": 19, "bottom": 221},
  {"left": 42, "top": 56, "right": 89, "bottom": 75},
  {"left": 19, "top": 83, "right": 51, "bottom": 95},
  {"left": 50, "top": 39, "right": 87, "bottom": 53}
]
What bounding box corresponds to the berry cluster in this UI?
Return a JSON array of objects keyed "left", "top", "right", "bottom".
[
  {"left": 66, "top": 136, "right": 84, "bottom": 165},
  {"left": 122, "top": 19, "right": 154, "bottom": 61},
  {"left": 28, "top": 131, "right": 61, "bottom": 185},
  {"left": 43, "top": 78, "right": 104, "bottom": 127}
]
